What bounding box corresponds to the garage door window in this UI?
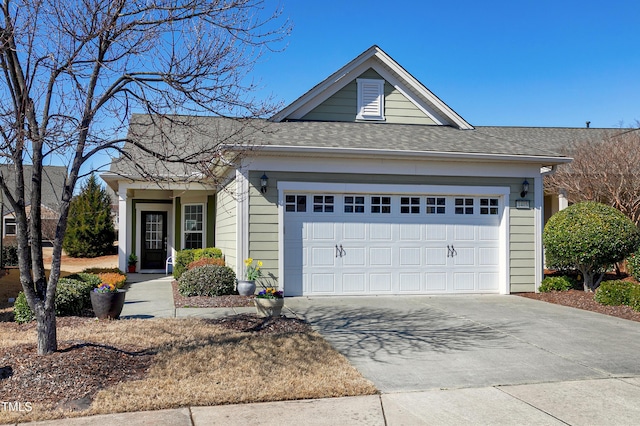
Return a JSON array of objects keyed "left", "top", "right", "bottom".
[
  {"left": 371, "top": 196, "right": 391, "bottom": 213},
  {"left": 480, "top": 198, "right": 499, "bottom": 215},
  {"left": 426, "top": 197, "right": 446, "bottom": 214},
  {"left": 344, "top": 196, "right": 365, "bottom": 213},
  {"left": 285, "top": 195, "right": 307, "bottom": 212},
  {"left": 455, "top": 198, "right": 474, "bottom": 215},
  {"left": 313, "top": 195, "right": 334, "bottom": 213},
  {"left": 401, "top": 197, "right": 420, "bottom": 214}
]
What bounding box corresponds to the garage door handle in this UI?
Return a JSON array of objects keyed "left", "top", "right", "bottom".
[
  {"left": 447, "top": 245, "right": 457, "bottom": 257},
  {"left": 335, "top": 244, "right": 346, "bottom": 258}
]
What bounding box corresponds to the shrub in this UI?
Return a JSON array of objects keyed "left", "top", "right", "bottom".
[
  {"left": 543, "top": 202, "right": 640, "bottom": 292},
  {"left": 97, "top": 272, "right": 127, "bottom": 289},
  {"left": 64, "top": 272, "right": 102, "bottom": 286},
  {"left": 629, "top": 285, "right": 640, "bottom": 312},
  {"left": 14, "top": 292, "right": 33, "bottom": 324},
  {"left": 539, "top": 276, "right": 575, "bottom": 292},
  {"left": 14, "top": 277, "right": 95, "bottom": 322},
  {"left": 626, "top": 249, "right": 640, "bottom": 282},
  {"left": 174, "top": 247, "right": 223, "bottom": 279},
  {"left": 82, "top": 267, "right": 124, "bottom": 275},
  {"left": 178, "top": 265, "right": 236, "bottom": 297},
  {"left": 594, "top": 280, "right": 636, "bottom": 306},
  {"left": 187, "top": 257, "right": 226, "bottom": 270},
  {"left": 1, "top": 242, "right": 18, "bottom": 267}
]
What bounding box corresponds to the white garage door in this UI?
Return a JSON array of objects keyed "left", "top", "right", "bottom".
[{"left": 283, "top": 192, "right": 503, "bottom": 296}]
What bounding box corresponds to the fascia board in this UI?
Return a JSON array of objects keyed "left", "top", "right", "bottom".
[{"left": 256, "top": 145, "right": 573, "bottom": 165}]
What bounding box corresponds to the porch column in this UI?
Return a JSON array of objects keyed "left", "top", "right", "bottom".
[{"left": 117, "top": 185, "right": 128, "bottom": 272}]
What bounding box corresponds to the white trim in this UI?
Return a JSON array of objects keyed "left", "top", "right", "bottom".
[
  {"left": 118, "top": 184, "right": 128, "bottom": 272},
  {"left": 236, "top": 168, "right": 250, "bottom": 277},
  {"left": 134, "top": 203, "right": 172, "bottom": 273},
  {"left": 277, "top": 181, "right": 511, "bottom": 295},
  {"left": 534, "top": 176, "right": 543, "bottom": 292},
  {"left": 181, "top": 203, "right": 206, "bottom": 250}
]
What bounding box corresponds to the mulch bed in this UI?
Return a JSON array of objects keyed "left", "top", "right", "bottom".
[
  {"left": 171, "top": 280, "right": 255, "bottom": 308},
  {"left": 517, "top": 289, "right": 640, "bottom": 322}
]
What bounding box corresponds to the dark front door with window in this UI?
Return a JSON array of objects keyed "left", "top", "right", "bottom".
[{"left": 141, "top": 211, "right": 167, "bottom": 270}]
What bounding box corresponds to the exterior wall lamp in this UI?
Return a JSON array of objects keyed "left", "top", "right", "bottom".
[
  {"left": 520, "top": 179, "right": 529, "bottom": 198},
  {"left": 260, "top": 173, "right": 269, "bottom": 194}
]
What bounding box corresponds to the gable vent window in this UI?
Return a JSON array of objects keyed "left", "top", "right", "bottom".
[{"left": 356, "top": 79, "right": 385, "bottom": 121}]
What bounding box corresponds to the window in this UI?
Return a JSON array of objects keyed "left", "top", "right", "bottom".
[
  {"left": 4, "top": 217, "right": 16, "bottom": 236},
  {"left": 285, "top": 195, "right": 307, "bottom": 212},
  {"left": 356, "top": 79, "right": 385, "bottom": 121},
  {"left": 313, "top": 195, "right": 334, "bottom": 213},
  {"left": 455, "top": 198, "right": 474, "bottom": 215},
  {"left": 426, "top": 197, "right": 446, "bottom": 214},
  {"left": 401, "top": 197, "right": 420, "bottom": 214},
  {"left": 371, "top": 196, "right": 391, "bottom": 214},
  {"left": 480, "top": 198, "right": 499, "bottom": 215},
  {"left": 344, "top": 196, "right": 365, "bottom": 213},
  {"left": 184, "top": 204, "right": 204, "bottom": 249}
]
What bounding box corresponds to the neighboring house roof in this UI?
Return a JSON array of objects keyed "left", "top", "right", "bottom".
[{"left": 0, "top": 165, "right": 67, "bottom": 214}]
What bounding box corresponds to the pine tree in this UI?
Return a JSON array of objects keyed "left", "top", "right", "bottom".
[{"left": 63, "top": 175, "right": 116, "bottom": 257}]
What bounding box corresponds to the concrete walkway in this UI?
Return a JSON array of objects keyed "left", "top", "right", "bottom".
[{"left": 12, "top": 275, "right": 640, "bottom": 425}]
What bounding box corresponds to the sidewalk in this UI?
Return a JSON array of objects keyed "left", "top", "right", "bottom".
[{"left": 11, "top": 275, "right": 640, "bottom": 425}]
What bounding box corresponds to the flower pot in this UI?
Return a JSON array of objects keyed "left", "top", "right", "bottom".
[
  {"left": 128, "top": 265, "right": 136, "bottom": 273},
  {"left": 254, "top": 298, "right": 284, "bottom": 317},
  {"left": 237, "top": 279, "right": 256, "bottom": 296},
  {"left": 90, "top": 290, "right": 126, "bottom": 320}
]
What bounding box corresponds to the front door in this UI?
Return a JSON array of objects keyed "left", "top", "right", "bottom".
[{"left": 141, "top": 211, "right": 167, "bottom": 270}]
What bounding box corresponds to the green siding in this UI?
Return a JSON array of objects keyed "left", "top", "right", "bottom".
[
  {"left": 301, "top": 68, "right": 437, "bottom": 125},
  {"left": 248, "top": 171, "right": 538, "bottom": 292},
  {"left": 215, "top": 179, "right": 237, "bottom": 272}
]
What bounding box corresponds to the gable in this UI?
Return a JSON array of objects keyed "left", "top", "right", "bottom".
[
  {"left": 300, "top": 69, "right": 439, "bottom": 125},
  {"left": 272, "top": 45, "right": 473, "bottom": 129}
]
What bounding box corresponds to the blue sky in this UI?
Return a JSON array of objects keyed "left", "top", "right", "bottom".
[{"left": 253, "top": 0, "right": 640, "bottom": 128}]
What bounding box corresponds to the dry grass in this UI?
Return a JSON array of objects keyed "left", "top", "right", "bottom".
[{"left": 0, "top": 318, "right": 377, "bottom": 423}]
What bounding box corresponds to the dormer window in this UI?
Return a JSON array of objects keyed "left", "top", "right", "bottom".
[{"left": 356, "top": 78, "right": 385, "bottom": 121}]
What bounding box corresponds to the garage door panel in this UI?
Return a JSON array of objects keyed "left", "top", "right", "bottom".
[
  {"left": 370, "top": 247, "right": 392, "bottom": 266},
  {"left": 399, "top": 247, "right": 421, "bottom": 266},
  {"left": 399, "top": 273, "right": 421, "bottom": 292},
  {"left": 425, "top": 248, "right": 447, "bottom": 265},
  {"left": 399, "top": 224, "right": 421, "bottom": 240},
  {"left": 479, "top": 273, "right": 499, "bottom": 290},
  {"left": 311, "top": 247, "right": 336, "bottom": 267},
  {"left": 453, "top": 224, "right": 475, "bottom": 240},
  {"left": 343, "top": 274, "right": 366, "bottom": 293},
  {"left": 311, "top": 274, "right": 335, "bottom": 293},
  {"left": 343, "top": 222, "right": 366, "bottom": 240},
  {"left": 370, "top": 223, "right": 392, "bottom": 240},
  {"left": 343, "top": 247, "right": 366, "bottom": 266},
  {"left": 426, "top": 224, "right": 447, "bottom": 241},
  {"left": 478, "top": 225, "right": 499, "bottom": 240},
  {"left": 370, "top": 273, "right": 392, "bottom": 292},
  {"left": 312, "top": 222, "right": 335, "bottom": 239},
  {"left": 453, "top": 272, "right": 475, "bottom": 291},
  {"left": 425, "top": 272, "right": 447, "bottom": 291},
  {"left": 453, "top": 247, "right": 475, "bottom": 266},
  {"left": 479, "top": 247, "right": 499, "bottom": 266}
]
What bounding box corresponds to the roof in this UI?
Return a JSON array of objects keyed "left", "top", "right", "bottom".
[{"left": 0, "top": 165, "right": 67, "bottom": 214}]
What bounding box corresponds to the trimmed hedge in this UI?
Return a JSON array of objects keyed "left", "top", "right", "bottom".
[
  {"left": 539, "top": 276, "right": 575, "bottom": 292},
  {"left": 626, "top": 249, "right": 640, "bottom": 282},
  {"left": 594, "top": 280, "right": 636, "bottom": 306},
  {"left": 174, "top": 248, "right": 223, "bottom": 279},
  {"left": 1, "top": 243, "right": 18, "bottom": 267},
  {"left": 187, "top": 257, "right": 226, "bottom": 270},
  {"left": 178, "top": 265, "right": 236, "bottom": 297}
]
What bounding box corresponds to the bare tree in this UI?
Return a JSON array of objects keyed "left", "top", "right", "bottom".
[
  {"left": 545, "top": 128, "right": 640, "bottom": 225},
  {"left": 0, "top": 0, "right": 290, "bottom": 355}
]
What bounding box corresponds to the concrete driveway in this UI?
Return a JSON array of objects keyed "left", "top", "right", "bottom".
[{"left": 284, "top": 294, "right": 640, "bottom": 393}]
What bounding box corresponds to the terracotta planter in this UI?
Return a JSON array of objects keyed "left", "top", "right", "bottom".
[
  {"left": 254, "top": 298, "right": 284, "bottom": 317},
  {"left": 128, "top": 265, "right": 136, "bottom": 273},
  {"left": 90, "top": 290, "right": 126, "bottom": 320},
  {"left": 237, "top": 280, "right": 256, "bottom": 296}
]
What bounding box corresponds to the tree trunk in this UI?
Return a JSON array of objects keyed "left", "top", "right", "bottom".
[{"left": 34, "top": 305, "right": 57, "bottom": 355}]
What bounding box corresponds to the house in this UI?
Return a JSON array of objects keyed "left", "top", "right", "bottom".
[
  {"left": 102, "top": 45, "right": 611, "bottom": 295},
  {"left": 1, "top": 165, "right": 67, "bottom": 246}
]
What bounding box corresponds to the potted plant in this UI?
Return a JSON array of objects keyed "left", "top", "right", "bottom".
[
  {"left": 237, "top": 258, "right": 262, "bottom": 296},
  {"left": 127, "top": 253, "right": 138, "bottom": 273},
  {"left": 90, "top": 282, "right": 126, "bottom": 320},
  {"left": 254, "top": 287, "right": 284, "bottom": 317}
]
